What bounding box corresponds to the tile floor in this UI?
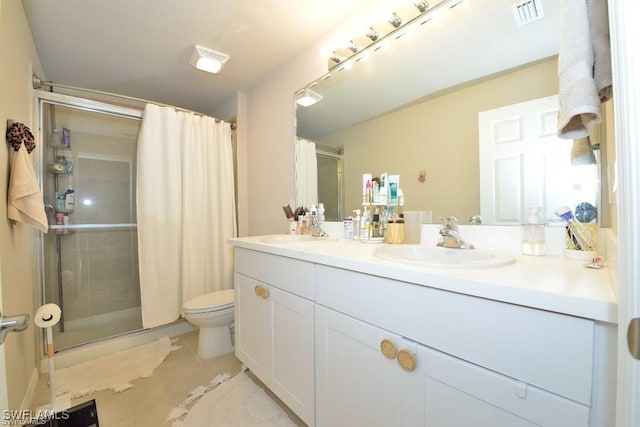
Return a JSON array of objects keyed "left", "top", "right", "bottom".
[{"left": 31, "top": 331, "right": 306, "bottom": 427}]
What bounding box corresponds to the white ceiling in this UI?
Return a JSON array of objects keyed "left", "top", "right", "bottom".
[{"left": 21, "top": 0, "right": 368, "bottom": 114}]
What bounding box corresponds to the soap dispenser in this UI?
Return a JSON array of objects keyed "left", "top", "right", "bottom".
[{"left": 522, "top": 206, "right": 546, "bottom": 256}]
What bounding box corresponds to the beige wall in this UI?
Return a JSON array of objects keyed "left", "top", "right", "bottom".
[
  {"left": 244, "top": 49, "right": 327, "bottom": 235},
  {"left": 0, "top": 0, "right": 45, "bottom": 410},
  {"left": 242, "top": 3, "right": 398, "bottom": 235},
  {"left": 319, "top": 58, "right": 559, "bottom": 223}
]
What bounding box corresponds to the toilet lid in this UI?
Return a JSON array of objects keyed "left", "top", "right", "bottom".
[{"left": 183, "top": 289, "right": 235, "bottom": 312}]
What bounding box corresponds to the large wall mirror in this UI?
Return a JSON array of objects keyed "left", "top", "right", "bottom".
[{"left": 295, "top": 0, "right": 612, "bottom": 226}]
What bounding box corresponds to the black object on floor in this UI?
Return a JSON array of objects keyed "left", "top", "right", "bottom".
[{"left": 24, "top": 399, "right": 99, "bottom": 426}]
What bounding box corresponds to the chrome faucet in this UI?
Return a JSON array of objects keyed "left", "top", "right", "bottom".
[
  {"left": 307, "top": 216, "right": 329, "bottom": 238},
  {"left": 437, "top": 216, "right": 474, "bottom": 249},
  {"left": 469, "top": 214, "right": 482, "bottom": 225}
]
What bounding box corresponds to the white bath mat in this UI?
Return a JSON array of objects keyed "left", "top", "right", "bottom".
[
  {"left": 55, "top": 336, "right": 179, "bottom": 398},
  {"left": 168, "top": 369, "right": 297, "bottom": 427}
]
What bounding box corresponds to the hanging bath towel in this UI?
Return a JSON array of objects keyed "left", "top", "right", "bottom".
[
  {"left": 557, "top": 0, "right": 612, "bottom": 139},
  {"left": 589, "top": 0, "right": 612, "bottom": 102},
  {"left": 6, "top": 122, "right": 48, "bottom": 232}
]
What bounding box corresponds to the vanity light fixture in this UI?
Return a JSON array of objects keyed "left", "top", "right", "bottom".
[
  {"left": 414, "top": 1, "right": 430, "bottom": 13},
  {"left": 328, "top": 52, "right": 345, "bottom": 68},
  {"left": 366, "top": 27, "right": 380, "bottom": 41},
  {"left": 295, "top": 88, "right": 323, "bottom": 107},
  {"left": 326, "top": 0, "right": 448, "bottom": 70},
  {"left": 388, "top": 13, "right": 403, "bottom": 28},
  {"left": 188, "top": 44, "right": 230, "bottom": 74}
]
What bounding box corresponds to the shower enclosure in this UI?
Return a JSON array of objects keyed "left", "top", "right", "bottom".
[
  {"left": 316, "top": 146, "right": 343, "bottom": 222},
  {"left": 37, "top": 91, "right": 144, "bottom": 351}
]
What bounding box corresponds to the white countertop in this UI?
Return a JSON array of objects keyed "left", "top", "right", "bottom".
[{"left": 229, "top": 230, "right": 618, "bottom": 324}]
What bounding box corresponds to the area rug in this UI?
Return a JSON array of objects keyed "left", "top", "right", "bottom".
[
  {"left": 55, "top": 335, "right": 179, "bottom": 398},
  {"left": 167, "top": 369, "right": 297, "bottom": 427}
]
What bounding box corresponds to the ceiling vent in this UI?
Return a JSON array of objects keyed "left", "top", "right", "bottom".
[{"left": 511, "top": 0, "right": 544, "bottom": 26}]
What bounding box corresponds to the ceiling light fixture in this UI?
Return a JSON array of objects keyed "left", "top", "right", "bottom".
[
  {"left": 295, "top": 88, "right": 323, "bottom": 107},
  {"left": 189, "top": 44, "right": 230, "bottom": 74}
]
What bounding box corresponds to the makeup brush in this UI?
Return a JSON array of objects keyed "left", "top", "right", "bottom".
[{"left": 282, "top": 204, "right": 294, "bottom": 219}]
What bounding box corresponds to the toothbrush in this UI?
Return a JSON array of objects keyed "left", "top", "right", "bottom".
[{"left": 554, "top": 206, "right": 587, "bottom": 250}]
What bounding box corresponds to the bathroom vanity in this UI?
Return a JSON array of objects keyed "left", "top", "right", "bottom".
[{"left": 230, "top": 235, "right": 617, "bottom": 427}]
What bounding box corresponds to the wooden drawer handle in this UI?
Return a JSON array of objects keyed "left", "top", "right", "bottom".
[
  {"left": 380, "top": 339, "right": 397, "bottom": 359},
  {"left": 397, "top": 349, "right": 417, "bottom": 372},
  {"left": 254, "top": 285, "right": 269, "bottom": 299}
]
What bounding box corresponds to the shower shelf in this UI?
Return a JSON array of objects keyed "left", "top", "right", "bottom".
[{"left": 49, "top": 223, "right": 137, "bottom": 231}]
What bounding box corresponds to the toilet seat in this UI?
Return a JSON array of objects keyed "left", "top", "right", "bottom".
[{"left": 183, "top": 289, "right": 234, "bottom": 314}]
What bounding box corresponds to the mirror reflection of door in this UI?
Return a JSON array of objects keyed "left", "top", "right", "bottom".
[
  {"left": 479, "top": 95, "right": 598, "bottom": 225},
  {"left": 316, "top": 147, "right": 343, "bottom": 222}
]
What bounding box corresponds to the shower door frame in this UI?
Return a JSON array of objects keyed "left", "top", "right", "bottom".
[{"left": 33, "top": 90, "right": 143, "bottom": 353}]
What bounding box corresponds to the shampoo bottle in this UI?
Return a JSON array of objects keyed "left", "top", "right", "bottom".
[
  {"left": 65, "top": 175, "right": 75, "bottom": 213},
  {"left": 522, "top": 206, "right": 546, "bottom": 256}
]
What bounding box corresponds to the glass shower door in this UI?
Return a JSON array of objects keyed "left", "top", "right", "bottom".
[{"left": 38, "top": 92, "right": 143, "bottom": 350}]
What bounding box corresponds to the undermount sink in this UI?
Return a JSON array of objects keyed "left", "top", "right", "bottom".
[
  {"left": 261, "top": 234, "right": 338, "bottom": 245},
  {"left": 374, "top": 245, "right": 515, "bottom": 269}
]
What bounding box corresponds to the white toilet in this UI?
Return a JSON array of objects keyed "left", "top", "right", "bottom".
[{"left": 182, "top": 289, "right": 235, "bottom": 359}]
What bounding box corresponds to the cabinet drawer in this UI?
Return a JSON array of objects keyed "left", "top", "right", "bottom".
[
  {"left": 316, "top": 265, "right": 594, "bottom": 404},
  {"left": 234, "top": 248, "right": 314, "bottom": 299},
  {"left": 419, "top": 345, "right": 590, "bottom": 427}
]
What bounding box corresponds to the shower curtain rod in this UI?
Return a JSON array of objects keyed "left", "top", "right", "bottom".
[
  {"left": 32, "top": 74, "right": 236, "bottom": 128},
  {"left": 315, "top": 143, "right": 343, "bottom": 155}
]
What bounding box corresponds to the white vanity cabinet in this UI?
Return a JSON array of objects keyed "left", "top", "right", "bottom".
[
  {"left": 315, "top": 265, "right": 613, "bottom": 427},
  {"left": 234, "top": 248, "right": 315, "bottom": 426}
]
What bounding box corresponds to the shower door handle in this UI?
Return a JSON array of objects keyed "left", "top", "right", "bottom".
[{"left": 0, "top": 311, "right": 30, "bottom": 345}]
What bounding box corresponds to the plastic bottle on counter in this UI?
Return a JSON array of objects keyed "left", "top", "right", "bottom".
[
  {"left": 352, "top": 209, "right": 361, "bottom": 240},
  {"left": 318, "top": 203, "right": 325, "bottom": 223},
  {"left": 522, "top": 206, "right": 546, "bottom": 256}
]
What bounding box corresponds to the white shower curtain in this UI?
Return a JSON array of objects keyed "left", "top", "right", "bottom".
[
  {"left": 137, "top": 104, "right": 236, "bottom": 329},
  {"left": 295, "top": 138, "right": 318, "bottom": 209}
]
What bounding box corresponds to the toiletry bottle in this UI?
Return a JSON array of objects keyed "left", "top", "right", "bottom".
[
  {"left": 65, "top": 175, "right": 75, "bottom": 213},
  {"left": 295, "top": 207, "right": 306, "bottom": 234},
  {"left": 362, "top": 174, "right": 372, "bottom": 204},
  {"left": 522, "top": 206, "right": 546, "bottom": 256},
  {"left": 361, "top": 206, "right": 371, "bottom": 239},
  {"left": 318, "top": 203, "right": 325, "bottom": 223},
  {"left": 343, "top": 216, "right": 354, "bottom": 240},
  {"left": 353, "top": 210, "right": 361, "bottom": 240},
  {"left": 372, "top": 213, "right": 381, "bottom": 238}
]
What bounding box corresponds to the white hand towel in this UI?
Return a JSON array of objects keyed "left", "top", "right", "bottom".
[
  {"left": 557, "top": 0, "right": 601, "bottom": 139},
  {"left": 7, "top": 146, "right": 48, "bottom": 233}
]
